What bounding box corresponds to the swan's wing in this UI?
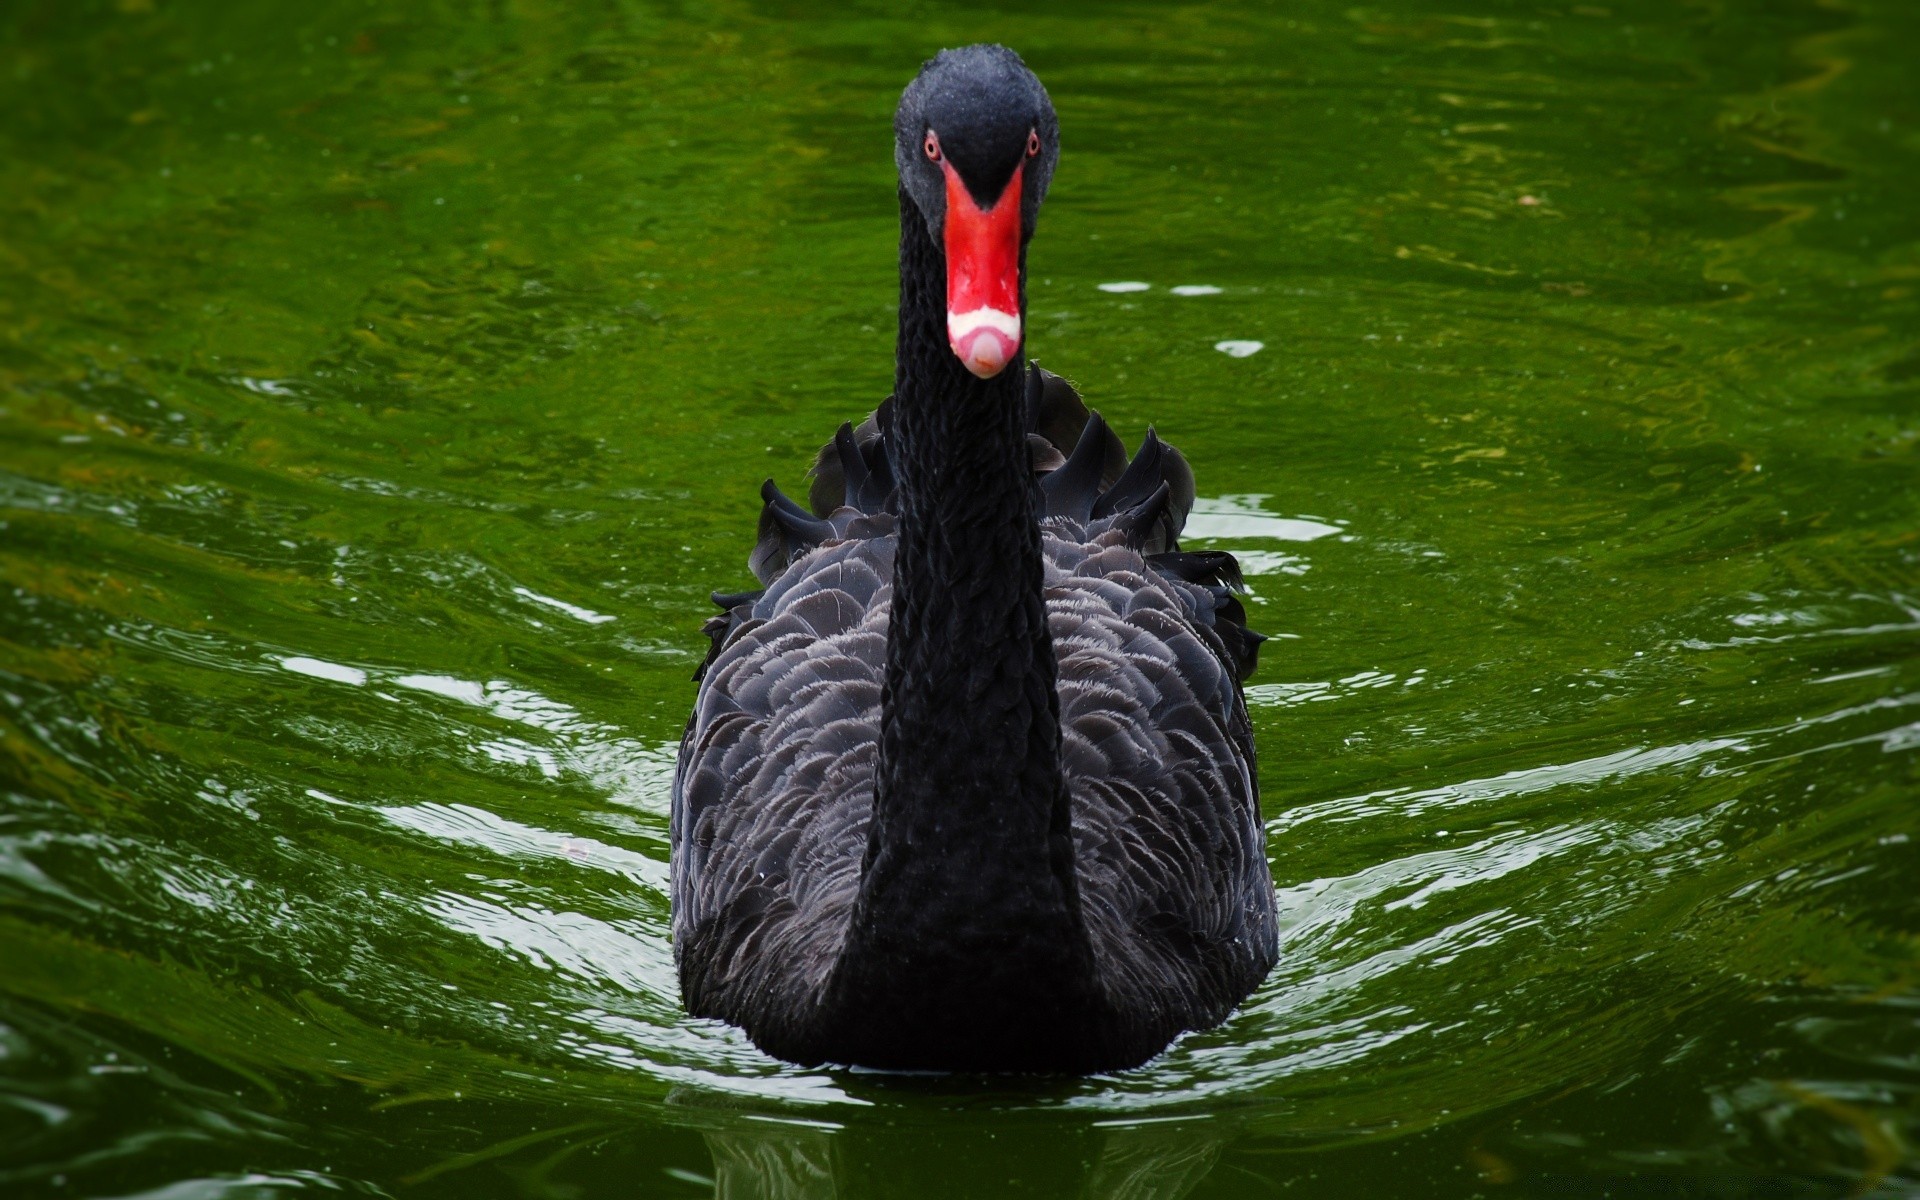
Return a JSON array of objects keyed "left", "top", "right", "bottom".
[
  {"left": 1044, "top": 531, "right": 1278, "bottom": 1032},
  {"left": 672, "top": 522, "right": 894, "bottom": 1048},
  {"left": 676, "top": 422, "right": 901, "bottom": 1047},
  {"left": 1025, "top": 368, "right": 1276, "bottom": 1026},
  {"left": 1020, "top": 368, "right": 1263, "bottom": 682}
]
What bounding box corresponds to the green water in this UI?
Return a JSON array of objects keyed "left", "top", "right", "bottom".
[{"left": 2, "top": 0, "right": 1916, "bottom": 1194}]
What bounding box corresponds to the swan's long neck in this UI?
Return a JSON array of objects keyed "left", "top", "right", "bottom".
[{"left": 820, "top": 190, "right": 1099, "bottom": 1066}]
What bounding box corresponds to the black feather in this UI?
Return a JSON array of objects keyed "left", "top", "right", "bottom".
[
  {"left": 694, "top": 589, "right": 764, "bottom": 682},
  {"left": 834, "top": 422, "right": 897, "bottom": 515},
  {"left": 1158, "top": 441, "right": 1197, "bottom": 538},
  {"left": 1023, "top": 361, "right": 1047, "bottom": 433},
  {"left": 1041, "top": 410, "right": 1112, "bottom": 521},
  {"left": 861, "top": 428, "right": 898, "bottom": 510},
  {"left": 764, "top": 479, "right": 829, "bottom": 533},
  {"left": 1092, "top": 428, "right": 1167, "bottom": 520},
  {"left": 1028, "top": 367, "right": 1127, "bottom": 487},
  {"left": 1146, "top": 550, "right": 1245, "bottom": 593},
  {"left": 751, "top": 479, "right": 838, "bottom": 585},
  {"left": 1110, "top": 479, "right": 1178, "bottom": 553}
]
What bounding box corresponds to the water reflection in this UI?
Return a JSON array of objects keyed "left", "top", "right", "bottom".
[{"left": 690, "top": 1106, "right": 1225, "bottom": 1200}]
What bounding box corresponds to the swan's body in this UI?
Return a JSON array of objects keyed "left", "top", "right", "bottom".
[{"left": 670, "top": 45, "right": 1276, "bottom": 1072}]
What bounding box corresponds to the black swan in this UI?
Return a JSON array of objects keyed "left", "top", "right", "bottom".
[{"left": 671, "top": 44, "right": 1277, "bottom": 1073}]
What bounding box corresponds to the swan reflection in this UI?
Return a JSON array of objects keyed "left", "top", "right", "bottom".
[{"left": 693, "top": 1108, "right": 1223, "bottom": 1200}]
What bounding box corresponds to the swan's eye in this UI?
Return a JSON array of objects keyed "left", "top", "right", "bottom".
[
  {"left": 924, "top": 132, "right": 940, "bottom": 162},
  {"left": 1027, "top": 131, "right": 1040, "bottom": 158}
]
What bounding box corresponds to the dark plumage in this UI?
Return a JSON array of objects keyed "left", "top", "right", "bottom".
[{"left": 671, "top": 44, "right": 1277, "bottom": 1073}]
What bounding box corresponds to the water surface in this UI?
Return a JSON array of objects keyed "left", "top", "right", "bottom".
[{"left": 2, "top": 0, "right": 1917, "bottom": 1195}]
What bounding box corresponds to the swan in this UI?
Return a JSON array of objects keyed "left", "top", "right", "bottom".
[{"left": 671, "top": 44, "right": 1277, "bottom": 1073}]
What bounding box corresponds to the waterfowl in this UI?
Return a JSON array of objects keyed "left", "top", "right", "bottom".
[{"left": 671, "top": 44, "right": 1277, "bottom": 1073}]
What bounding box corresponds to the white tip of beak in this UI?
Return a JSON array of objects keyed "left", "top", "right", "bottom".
[
  {"left": 961, "top": 338, "right": 1012, "bottom": 378},
  {"left": 948, "top": 307, "right": 1021, "bottom": 379}
]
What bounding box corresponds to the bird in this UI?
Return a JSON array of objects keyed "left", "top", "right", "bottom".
[{"left": 670, "top": 43, "right": 1277, "bottom": 1074}]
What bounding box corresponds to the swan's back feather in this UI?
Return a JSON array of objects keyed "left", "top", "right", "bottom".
[
  {"left": 1028, "top": 365, "right": 1128, "bottom": 488},
  {"left": 675, "top": 366, "right": 1277, "bottom": 1050},
  {"left": 1040, "top": 409, "right": 1117, "bottom": 522}
]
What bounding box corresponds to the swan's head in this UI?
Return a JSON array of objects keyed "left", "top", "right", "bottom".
[{"left": 895, "top": 45, "right": 1058, "bottom": 379}]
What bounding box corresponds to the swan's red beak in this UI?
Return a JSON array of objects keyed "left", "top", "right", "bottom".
[{"left": 942, "top": 161, "right": 1024, "bottom": 379}]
